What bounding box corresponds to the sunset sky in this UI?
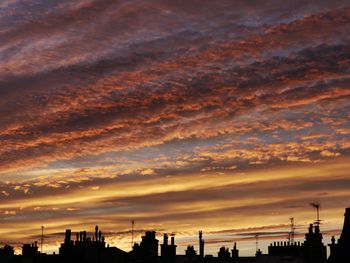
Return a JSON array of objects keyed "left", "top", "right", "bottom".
[{"left": 0, "top": 0, "right": 350, "bottom": 256}]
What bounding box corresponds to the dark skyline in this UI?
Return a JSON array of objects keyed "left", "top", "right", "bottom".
[
  {"left": 2, "top": 206, "right": 350, "bottom": 263},
  {"left": 0, "top": 0, "right": 350, "bottom": 256}
]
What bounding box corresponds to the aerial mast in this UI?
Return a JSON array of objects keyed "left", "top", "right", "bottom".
[
  {"left": 310, "top": 202, "right": 321, "bottom": 226},
  {"left": 131, "top": 220, "right": 135, "bottom": 249},
  {"left": 289, "top": 217, "right": 295, "bottom": 243},
  {"left": 40, "top": 225, "right": 44, "bottom": 253}
]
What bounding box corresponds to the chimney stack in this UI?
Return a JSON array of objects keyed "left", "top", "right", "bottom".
[
  {"left": 163, "top": 234, "right": 168, "bottom": 245},
  {"left": 199, "top": 231, "right": 204, "bottom": 258},
  {"left": 64, "top": 229, "right": 71, "bottom": 244}
]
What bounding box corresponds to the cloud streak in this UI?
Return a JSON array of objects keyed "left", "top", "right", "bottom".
[{"left": 0, "top": 0, "right": 349, "bottom": 256}]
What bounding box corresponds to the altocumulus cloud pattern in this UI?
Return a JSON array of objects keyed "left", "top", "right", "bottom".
[{"left": 0, "top": 0, "right": 350, "bottom": 256}]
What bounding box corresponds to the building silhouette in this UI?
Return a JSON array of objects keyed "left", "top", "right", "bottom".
[
  {"left": 199, "top": 231, "right": 204, "bottom": 260},
  {"left": 268, "top": 223, "right": 327, "bottom": 263},
  {"left": 1, "top": 207, "right": 350, "bottom": 263},
  {"left": 131, "top": 231, "right": 159, "bottom": 263},
  {"left": 231, "top": 243, "right": 239, "bottom": 262},
  {"left": 217, "top": 247, "right": 230, "bottom": 262},
  {"left": 328, "top": 207, "right": 350, "bottom": 263},
  {"left": 161, "top": 234, "right": 176, "bottom": 262},
  {"left": 185, "top": 246, "right": 197, "bottom": 263},
  {"left": 0, "top": 244, "right": 14, "bottom": 263},
  {"left": 59, "top": 225, "right": 127, "bottom": 263},
  {"left": 304, "top": 224, "right": 327, "bottom": 263}
]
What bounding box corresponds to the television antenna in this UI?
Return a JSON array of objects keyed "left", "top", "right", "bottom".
[
  {"left": 40, "top": 225, "right": 44, "bottom": 253},
  {"left": 131, "top": 220, "right": 135, "bottom": 249},
  {"left": 289, "top": 217, "right": 295, "bottom": 243},
  {"left": 310, "top": 202, "right": 321, "bottom": 226}
]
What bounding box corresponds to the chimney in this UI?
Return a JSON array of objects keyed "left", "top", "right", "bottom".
[
  {"left": 99, "top": 230, "right": 102, "bottom": 242},
  {"left": 64, "top": 229, "right": 71, "bottom": 244},
  {"left": 308, "top": 224, "right": 313, "bottom": 234},
  {"left": 232, "top": 242, "right": 239, "bottom": 260},
  {"left": 95, "top": 226, "right": 98, "bottom": 242},
  {"left": 163, "top": 234, "right": 168, "bottom": 245},
  {"left": 199, "top": 231, "right": 204, "bottom": 258}
]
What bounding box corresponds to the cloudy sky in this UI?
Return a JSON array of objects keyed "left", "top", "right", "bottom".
[{"left": 0, "top": 0, "right": 350, "bottom": 256}]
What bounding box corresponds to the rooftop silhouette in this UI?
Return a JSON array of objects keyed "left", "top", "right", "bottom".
[{"left": 1, "top": 207, "right": 350, "bottom": 263}]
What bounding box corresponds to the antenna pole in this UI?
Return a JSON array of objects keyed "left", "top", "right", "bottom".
[
  {"left": 289, "top": 217, "right": 295, "bottom": 243},
  {"left": 131, "top": 220, "right": 135, "bottom": 249},
  {"left": 310, "top": 202, "right": 321, "bottom": 226},
  {"left": 40, "top": 225, "right": 44, "bottom": 253},
  {"left": 255, "top": 233, "right": 259, "bottom": 252}
]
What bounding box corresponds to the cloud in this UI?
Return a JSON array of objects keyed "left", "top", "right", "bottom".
[{"left": 0, "top": 0, "right": 349, "bottom": 256}]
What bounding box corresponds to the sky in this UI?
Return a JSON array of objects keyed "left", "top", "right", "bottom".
[{"left": 0, "top": 0, "right": 350, "bottom": 257}]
